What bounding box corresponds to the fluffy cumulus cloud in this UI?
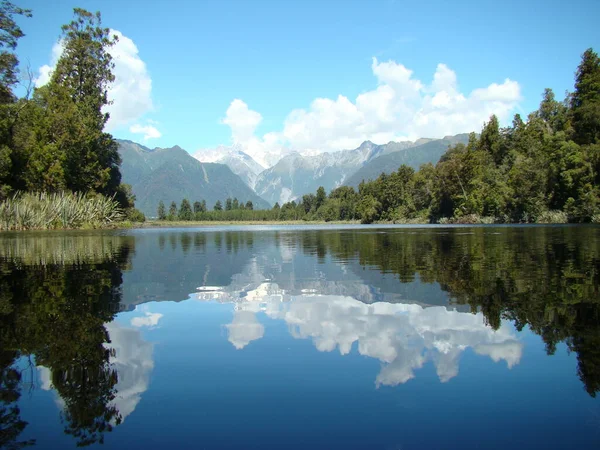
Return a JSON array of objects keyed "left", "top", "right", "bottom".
[
  {"left": 226, "top": 310, "right": 265, "bottom": 349},
  {"left": 201, "top": 277, "right": 523, "bottom": 386},
  {"left": 35, "top": 40, "right": 65, "bottom": 87},
  {"left": 37, "top": 321, "right": 155, "bottom": 422},
  {"left": 267, "top": 296, "right": 523, "bottom": 387},
  {"left": 105, "top": 322, "right": 155, "bottom": 421},
  {"left": 207, "top": 57, "right": 521, "bottom": 167},
  {"left": 196, "top": 99, "right": 284, "bottom": 168},
  {"left": 129, "top": 123, "right": 162, "bottom": 141},
  {"left": 35, "top": 29, "right": 156, "bottom": 133},
  {"left": 131, "top": 311, "right": 164, "bottom": 327}
]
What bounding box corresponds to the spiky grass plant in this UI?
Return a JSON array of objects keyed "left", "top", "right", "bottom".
[{"left": 0, "top": 192, "right": 124, "bottom": 231}]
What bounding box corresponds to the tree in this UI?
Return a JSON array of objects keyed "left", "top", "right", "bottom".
[
  {"left": 201, "top": 200, "right": 207, "bottom": 212},
  {"left": 179, "top": 198, "right": 192, "bottom": 220},
  {"left": 0, "top": 1, "right": 32, "bottom": 103},
  {"left": 232, "top": 197, "right": 239, "bottom": 210},
  {"left": 169, "top": 201, "right": 177, "bottom": 218},
  {"left": 571, "top": 48, "right": 600, "bottom": 146},
  {"left": 157, "top": 201, "right": 166, "bottom": 220},
  {"left": 357, "top": 195, "right": 381, "bottom": 224},
  {"left": 301, "top": 194, "right": 316, "bottom": 214},
  {"left": 538, "top": 88, "right": 569, "bottom": 133},
  {"left": 193, "top": 201, "right": 201, "bottom": 214},
  {"left": 245, "top": 200, "right": 253, "bottom": 210},
  {"left": 0, "top": 2, "right": 32, "bottom": 197},
  {"left": 225, "top": 197, "right": 232, "bottom": 211},
  {"left": 41, "top": 9, "right": 123, "bottom": 200},
  {"left": 315, "top": 186, "right": 326, "bottom": 211},
  {"left": 214, "top": 200, "right": 223, "bottom": 211}
]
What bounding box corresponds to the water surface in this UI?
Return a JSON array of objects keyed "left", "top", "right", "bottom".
[{"left": 1, "top": 225, "right": 599, "bottom": 449}]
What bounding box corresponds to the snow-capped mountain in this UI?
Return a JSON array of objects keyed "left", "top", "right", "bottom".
[
  {"left": 193, "top": 134, "right": 470, "bottom": 206},
  {"left": 253, "top": 140, "right": 414, "bottom": 205},
  {"left": 193, "top": 145, "right": 265, "bottom": 189}
]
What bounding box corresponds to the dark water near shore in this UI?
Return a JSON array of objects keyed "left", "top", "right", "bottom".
[{"left": 1, "top": 225, "right": 599, "bottom": 449}]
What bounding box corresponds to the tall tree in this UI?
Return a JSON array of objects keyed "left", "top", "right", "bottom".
[
  {"left": 42, "top": 9, "right": 122, "bottom": 199},
  {"left": 571, "top": 48, "right": 600, "bottom": 146},
  {"left": 0, "top": 1, "right": 32, "bottom": 104},
  {"left": 157, "top": 200, "right": 166, "bottom": 220},
  {"left": 169, "top": 201, "right": 177, "bottom": 217},
  {"left": 0, "top": 1, "right": 32, "bottom": 198},
  {"left": 178, "top": 198, "right": 192, "bottom": 220},
  {"left": 315, "top": 186, "right": 326, "bottom": 211}
]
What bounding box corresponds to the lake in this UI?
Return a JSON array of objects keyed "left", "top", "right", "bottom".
[{"left": 1, "top": 224, "right": 599, "bottom": 449}]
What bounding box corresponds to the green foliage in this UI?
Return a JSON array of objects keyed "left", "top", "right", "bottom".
[
  {"left": 157, "top": 200, "right": 166, "bottom": 220},
  {"left": 571, "top": 48, "right": 600, "bottom": 146},
  {"left": 0, "top": 235, "right": 134, "bottom": 446},
  {"left": 0, "top": 191, "right": 123, "bottom": 230},
  {"left": 178, "top": 198, "right": 193, "bottom": 221},
  {"left": 0, "top": 7, "right": 139, "bottom": 224},
  {"left": 168, "top": 201, "right": 177, "bottom": 220},
  {"left": 0, "top": 1, "right": 32, "bottom": 104},
  {"left": 125, "top": 207, "right": 145, "bottom": 222},
  {"left": 357, "top": 195, "right": 381, "bottom": 224}
]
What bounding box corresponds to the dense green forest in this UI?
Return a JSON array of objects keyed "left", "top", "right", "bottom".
[
  {"left": 159, "top": 48, "right": 600, "bottom": 224},
  {"left": 0, "top": 4, "right": 142, "bottom": 229}
]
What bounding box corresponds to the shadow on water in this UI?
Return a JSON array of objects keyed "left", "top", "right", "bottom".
[{"left": 0, "top": 232, "right": 135, "bottom": 448}]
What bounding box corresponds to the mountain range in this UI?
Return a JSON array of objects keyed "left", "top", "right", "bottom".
[
  {"left": 344, "top": 134, "right": 470, "bottom": 187},
  {"left": 118, "top": 133, "right": 471, "bottom": 213},
  {"left": 117, "top": 140, "right": 270, "bottom": 216}
]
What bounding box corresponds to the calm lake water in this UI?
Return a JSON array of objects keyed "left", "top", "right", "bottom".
[{"left": 1, "top": 225, "right": 599, "bottom": 449}]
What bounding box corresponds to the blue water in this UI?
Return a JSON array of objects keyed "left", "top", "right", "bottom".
[{"left": 2, "top": 225, "right": 599, "bottom": 449}]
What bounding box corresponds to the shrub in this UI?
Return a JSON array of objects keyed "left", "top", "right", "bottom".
[{"left": 0, "top": 191, "right": 123, "bottom": 230}]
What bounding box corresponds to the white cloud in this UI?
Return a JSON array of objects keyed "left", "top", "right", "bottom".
[
  {"left": 206, "top": 57, "right": 521, "bottom": 167},
  {"left": 37, "top": 321, "right": 155, "bottom": 423},
  {"left": 131, "top": 311, "right": 163, "bottom": 327},
  {"left": 129, "top": 123, "right": 162, "bottom": 140},
  {"left": 206, "top": 278, "right": 524, "bottom": 386},
  {"left": 222, "top": 99, "right": 263, "bottom": 143},
  {"left": 35, "top": 29, "right": 156, "bottom": 133},
  {"left": 200, "top": 99, "right": 287, "bottom": 168},
  {"left": 226, "top": 310, "right": 265, "bottom": 349},
  {"left": 34, "top": 40, "right": 64, "bottom": 87},
  {"left": 105, "top": 322, "right": 155, "bottom": 421}
]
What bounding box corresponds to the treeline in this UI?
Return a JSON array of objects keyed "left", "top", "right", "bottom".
[
  {"left": 157, "top": 48, "right": 599, "bottom": 225},
  {"left": 0, "top": 4, "right": 143, "bottom": 227},
  {"left": 157, "top": 197, "right": 283, "bottom": 222},
  {"left": 276, "top": 49, "right": 600, "bottom": 224}
]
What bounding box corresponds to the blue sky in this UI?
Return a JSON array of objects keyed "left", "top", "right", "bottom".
[{"left": 15, "top": 0, "right": 600, "bottom": 164}]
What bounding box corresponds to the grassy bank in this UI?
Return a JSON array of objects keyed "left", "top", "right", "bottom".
[
  {"left": 0, "top": 192, "right": 123, "bottom": 231},
  {"left": 136, "top": 219, "right": 362, "bottom": 228}
]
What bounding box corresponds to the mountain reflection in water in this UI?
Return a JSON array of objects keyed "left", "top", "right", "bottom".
[{"left": 0, "top": 225, "right": 598, "bottom": 449}]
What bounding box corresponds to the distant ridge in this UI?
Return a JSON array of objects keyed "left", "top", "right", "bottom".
[
  {"left": 118, "top": 140, "right": 270, "bottom": 216},
  {"left": 344, "top": 134, "right": 470, "bottom": 187}
]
